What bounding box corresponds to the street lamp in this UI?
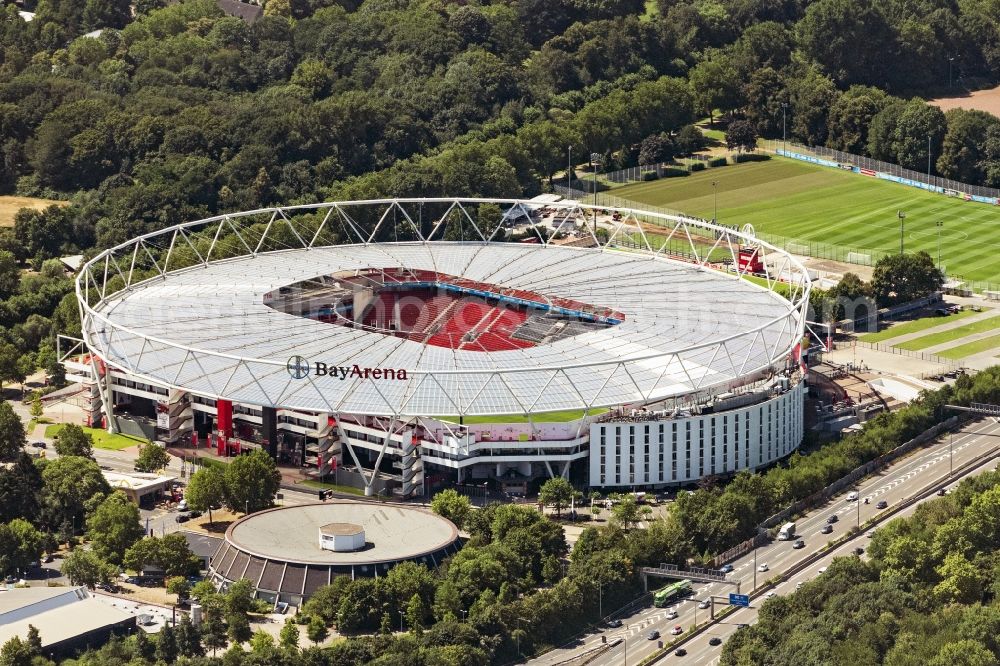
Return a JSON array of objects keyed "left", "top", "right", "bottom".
[
  {"left": 752, "top": 545, "right": 757, "bottom": 589},
  {"left": 856, "top": 493, "right": 860, "bottom": 527},
  {"left": 591, "top": 152, "right": 602, "bottom": 225},
  {"left": 950, "top": 431, "right": 954, "bottom": 475},
  {"left": 936, "top": 221, "right": 944, "bottom": 268},
  {"left": 949, "top": 57, "right": 955, "bottom": 88},
  {"left": 781, "top": 102, "right": 788, "bottom": 155},
  {"left": 898, "top": 211, "right": 906, "bottom": 255},
  {"left": 712, "top": 181, "right": 718, "bottom": 223},
  {"left": 567, "top": 145, "right": 572, "bottom": 190},
  {"left": 399, "top": 610, "right": 404, "bottom": 633},
  {"left": 927, "top": 135, "right": 933, "bottom": 179}
]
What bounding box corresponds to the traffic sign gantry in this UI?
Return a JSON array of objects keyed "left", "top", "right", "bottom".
[{"left": 729, "top": 593, "right": 750, "bottom": 607}]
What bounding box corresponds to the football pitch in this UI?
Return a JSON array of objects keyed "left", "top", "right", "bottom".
[{"left": 612, "top": 159, "right": 1000, "bottom": 284}]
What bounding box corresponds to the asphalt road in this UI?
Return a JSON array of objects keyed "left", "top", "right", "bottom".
[{"left": 532, "top": 418, "right": 1000, "bottom": 666}]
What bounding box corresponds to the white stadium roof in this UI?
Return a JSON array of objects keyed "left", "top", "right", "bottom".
[{"left": 80, "top": 199, "right": 809, "bottom": 417}]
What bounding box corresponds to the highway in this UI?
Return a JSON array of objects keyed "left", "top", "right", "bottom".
[{"left": 531, "top": 418, "right": 1000, "bottom": 666}]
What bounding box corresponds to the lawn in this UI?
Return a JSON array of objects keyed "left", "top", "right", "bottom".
[
  {"left": 435, "top": 409, "right": 607, "bottom": 424},
  {"left": 859, "top": 309, "right": 979, "bottom": 343},
  {"left": 937, "top": 333, "right": 1000, "bottom": 360},
  {"left": 44, "top": 424, "right": 148, "bottom": 450},
  {"left": 895, "top": 315, "right": 1000, "bottom": 351},
  {"left": 0, "top": 196, "right": 68, "bottom": 227},
  {"left": 613, "top": 158, "right": 1000, "bottom": 283}
]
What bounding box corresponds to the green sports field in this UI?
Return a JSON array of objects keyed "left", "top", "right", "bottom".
[{"left": 613, "top": 159, "right": 1000, "bottom": 283}]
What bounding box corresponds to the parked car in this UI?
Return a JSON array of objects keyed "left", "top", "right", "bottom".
[
  {"left": 175, "top": 514, "right": 190, "bottom": 523},
  {"left": 820, "top": 524, "right": 833, "bottom": 534},
  {"left": 670, "top": 625, "right": 683, "bottom": 636},
  {"left": 709, "top": 637, "right": 723, "bottom": 646},
  {"left": 876, "top": 500, "right": 888, "bottom": 509},
  {"left": 42, "top": 554, "right": 53, "bottom": 563},
  {"left": 647, "top": 630, "right": 660, "bottom": 640},
  {"left": 177, "top": 499, "right": 188, "bottom": 511},
  {"left": 607, "top": 619, "right": 622, "bottom": 628},
  {"left": 188, "top": 510, "right": 203, "bottom": 519},
  {"left": 793, "top": 539, "right": 805, "bottom": 549},
  {"left": 32, "top": 441, "right": 46, "bottom": 449}
]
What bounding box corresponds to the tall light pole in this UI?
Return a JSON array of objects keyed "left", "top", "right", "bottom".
[
  {"left": 781, "top": 102, "right": 788, "bottom": 155},
  {"left": 950, "top": 431, "right": 954, "bottom": 475},
  {"left": 856, "top": 493, "right": 860, "bottom": 527},
  {"left": 927, "top": 135, "right": 933, "bottom": 179},
  {"left": 752, "top": 545, "right": 757, "bottom": 589},
  {"left": 399, "top": 610, "right": 404, "bottom": 633},
  {"left": 567, "top": 145, "right": 572, "bottom": 190},
  {"left": 949, "top": 57, "right": 955, "bottom": 88},
  {"left": 598, "top": 582, "right": 603, "bottom": 621},
  {"left": 898, "top": 211, "right": 906, "bottom": 255},
  {"left": 936, "top": 221, "right": 944, "bottom": 268},
  {"left": 591, "top": 153, "right": 601, "bottom": 229},
  {"left": 712, "top": 181, "right": 718, "bottom": 223}
]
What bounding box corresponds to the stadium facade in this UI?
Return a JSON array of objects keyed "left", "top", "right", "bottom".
[{"left": 67, "top": 198, "right": 810, "bottom": 497}]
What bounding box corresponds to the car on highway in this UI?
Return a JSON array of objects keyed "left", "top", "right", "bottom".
[
  {"left": 847, "top": 491, "right": 859, "bottom": 501},
  {"left": 854, "top": 547, "right": 865, "bottom": 556},
  {"left": 758, "top": 563, "right": 769, "bottom": 572},
  {"left": 765, "top": 590, "right": 777, "bottom": 598},
  {"left": 793, "top": 539, "right": 805, "bottom": 549},
  {"left": 937, "top": 488, "right": 947, "bottom": 496},
  {"left": 820, "top": 524, "right": 833, "bottom": 534},
  {"left": 698, "top": 599, "right": 710, "bottom": 609},
  {"left": 709, "top": 636, "right": 722, "bottom": 646},
  {"left": 674, "top": 648, "right": 687, "bottom": 656},
  {"left": 670, "top": 625, "right": 683, "bottom": 635},
  {"left": 647, "top": 630, "right": 660, "bottom": 640},
  {"left": 796, "top": 581, "right": 804, "bottom": 590},
  {"left": 719, "top": 564, "right": 733, "bottom": 574},
  {"left": 827, "top": 514, "right": 838, "bottom": 524},
  {"left": 876, "top": 500, "right": 888, "bottom": 509},
  {"left": 817, "top": 567, "right": 828, "bottom": 574},
  {"left": 666, "top": 609, "right": 678, "bottom": 619},
  {"left": 606, "top": 619, "right": 622, "bottom": 628}
]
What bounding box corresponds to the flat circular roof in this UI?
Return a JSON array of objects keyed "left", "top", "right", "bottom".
[
  {"left": 225, "top": 501, "right": 459, "bottom": 566},
  {"left": 80, "top": 199, "right": 809, "bottom": 416}
]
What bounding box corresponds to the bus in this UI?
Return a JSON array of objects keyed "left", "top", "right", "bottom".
[{"left": 653, "top": 580, "right": 692, "bottom": 607}]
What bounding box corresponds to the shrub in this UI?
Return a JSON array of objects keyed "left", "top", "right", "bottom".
[
  {"left": 732, "top": 153, "right": 771, "bottom": 164},
  {"left": 662, "top": 167, "right": 689, "bottom": 178},
  {"left": 708, "top": 157, "right": 728, "bottom": 168},
  {"left": 641, "top": 171, "right": 659, "bottom": 181},
  {"left": 688, "top": 162, "right": 706, "bottom": 172}
]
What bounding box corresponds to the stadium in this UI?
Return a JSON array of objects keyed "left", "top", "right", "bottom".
[{"left": 70, "top": 197, "right": 810, "bottom": 496}]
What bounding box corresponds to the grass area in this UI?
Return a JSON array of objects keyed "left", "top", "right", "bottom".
[
  {"left": 859, "top": 309, "right": 980, "bottom": 342},
  {"left": 435, "top": 408, "right": 607, "bottom": 424},
  {"left": 44, "top": 423, "right": 148, "bottom": 450},
  {"left": 0, "top": 196, "right": 68, "bottom": 227},
  {"left": 895, "top": 315, "right": 1000, "bottom": 351},
  {"left": 937, "top": 333, "right": 1000, "bottom": 360},
  {"left": 300, "top": 479, "right": 365, "bottom": 496},
  {"left": 613, "top": 158, "right": 1000, "bottom": 283}
]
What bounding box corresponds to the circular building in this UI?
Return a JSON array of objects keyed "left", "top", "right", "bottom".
[
  {"left": 74, "top": 198, "right": 811, "bottom": 495},
  {"left": 209, "top": 500, "right": 460, "bottom": 605}
]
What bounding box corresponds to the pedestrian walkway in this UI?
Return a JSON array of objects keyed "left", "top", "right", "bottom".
[{"left": 877, "top": 309, "right": 997, "bottom": 347}]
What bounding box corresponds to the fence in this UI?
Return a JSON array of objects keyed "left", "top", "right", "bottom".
[
  {"left": 854, "top": 340, "right": 961, "bottom": 368},
  {"left": 761, "top": 139, "right": 1000, "bottom": 201}
]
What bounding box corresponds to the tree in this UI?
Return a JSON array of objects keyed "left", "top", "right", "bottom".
[
  {"left": 132, "top": 629, "right": 155, "bottom": 662},
  {"left": 893, "top": 100, "right": 947, "bottom": 173},
  {"left": 201, "top": 596, "right": 229, "bottom": 656},
  {"left": 826, "top": 86, "right": 893, "bottom": 154},
  {"left": 0, "top": 344, "right": 25, "bottom": 393},
  {"left": 0, "top": 401, "right": 26, "bottom": 462},
  {"left": 40, "top": 456, "right": 110, "bottom": 536},
  {"left": 29, "top": 395, "right": 42, "bottom": 419},
  {"left": 689, "top": 54, "right": 742, "bottom": 125},
  {"left": 0, "top": 453, "right": 43, "bottom": 524},
  {"left": 539, "top": 478, "right": 574, "bottom": 518},
  {"left": 725, "top": 120, "right": 758, "bottom": 153},
  {"left": 0, "top": 519, "right": 44, "bottom": 576},
  {"left": 124, "top": 534, "right": 199, "bottom": 577},
  {"left": 796, "top": 0, "right": 893, "bottom": 87},
  {"left": 175, "top": 614, "right": 205, "bottom": 658},
  {"left": 54, "top": 424, "right": 94, "bottom": 459},
  {"left": 249, "top": 629, "right": 276, "bottom": 654},
  {"left": 638, "top": 134, "right": 674, "bottom": 166},
  {"left": 405, "top": 593, "right": 425, "bottom": 634},
  {"left": 227, "top": 612, "right": 252, "bottom": 645},
  {"left": 0, "top": 251, "right": 19, "bottom": 300},
  {"left": 937, "top": 109, "right": 1000, "bottom": 183},
  {"left": 167, "top": 576, "right": 192, "bottom": 602},
  {"left": 307, "top": 615, "right": 328, "bottom": 645},
  {"left": 186, "top": 465, "right": 226, "bottom": 524},
  {"left": 430, "top": 489, "right": 472, "bottom": 529},
  {"left": 86, "top": 491, "right": 143, "bottom": 564},
  {"left": 60, "top": 548, "right": 117, "bottom": 589},
  {"left": 610, "top": 496, "right": 642, "bottom": 532},
  {"left": 24, "top": 626, "right": 40, "bottom": 657},
  {"left": 928, "top": 640, "right": 999, "bottom": 666},
  {"left": 291, "top": 59, "right": 333, "bottom": 98},
  {"left": 0, "top": 636, "right": 34, "bottom": 666},
  {"left": 223, "top": 449, "right": 280, "bottom": 514},
  {"left": 279, "top": 617, "right": 300, "bottom": 652},
  {"left": 134, "top": 443, "right": 170, "bottom": 473},
  {"left": 871, "top": 252, "right": 943, "bottom": 307},
  {"left": 155, "top": 623, "right": 179, "bottom": 664}
]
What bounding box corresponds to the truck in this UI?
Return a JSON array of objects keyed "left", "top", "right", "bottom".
[{"left": 777, "top": 522, "right": 796, "bottom": 541}]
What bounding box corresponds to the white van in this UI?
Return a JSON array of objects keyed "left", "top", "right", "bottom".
[{"left": 847, "top": 491, "right": 858, "bottom": 501}]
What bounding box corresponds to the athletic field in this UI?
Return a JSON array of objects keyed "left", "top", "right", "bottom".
[{"left": 613, "top": 159, "right": 1000, "bottom": 284}]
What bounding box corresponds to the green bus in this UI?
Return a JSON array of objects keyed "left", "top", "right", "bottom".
[{"left": 653, "top": 579, "right": 692, "bottom": 607}]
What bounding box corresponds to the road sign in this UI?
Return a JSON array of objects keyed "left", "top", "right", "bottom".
[{"left": 729, "top": 593, "right": 750, "bottom": 607}]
